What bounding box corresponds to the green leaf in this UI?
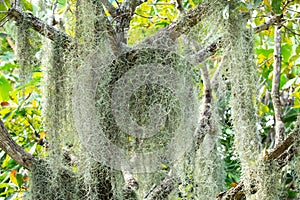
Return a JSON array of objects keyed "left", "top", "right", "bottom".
[
  {"left": 296, "top": 45, "right": 300, "bottom": 55},
  {"left": 0, "top": 63, "right": 18, "bottom": 71},
  {"left": 20, "top": 0, "right": 33, "bottom": 11},
  {"left": 281, "top": 44, "right": 292, "bottom": 62},
  {"left": 271, "top": 0, "right": 282, "bottom": 14},
  {"left": 0, "top": 0, "right": 10, "bottom": 19},
  {"left": 255, "top": 48, "right": 273, "bottom": 57},
  {"left": 0, "top": 183, "right": 9, "bottom": 189},
  {"left": 15, "top": 173, "right": 23, "bottom": 188},
  {"left": 155, "top": 22, "right": 169, "bottom": 27},
  {"left": 0, "top": 75, "right": 13, "bottom": 101}
]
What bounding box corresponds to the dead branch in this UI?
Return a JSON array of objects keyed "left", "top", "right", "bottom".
[{"left": 0, "top": 119, "right": 35, "bottom": 170}]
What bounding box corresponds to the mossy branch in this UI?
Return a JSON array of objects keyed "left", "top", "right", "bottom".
[
  {"left": 144, "top": 170, "right": 178, "bottom": 200},
  {"left": 0, "top": 119, "right": 35, "bottom": 170},
  {"left": 7, "top": 8, "right": 72, "bottom": 46},
  {"left": 217, "top": 124, "right": 300, "bottom": 200}
]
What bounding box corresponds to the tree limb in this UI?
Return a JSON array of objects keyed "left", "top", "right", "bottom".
[
  {"left": 217, "top": 123, "right": 300, "bottom": 200},
  {"left": 253, "top": 14, "right": 283, "bottom": 33},
  {"left": 0, "top": 119, "right": 35, "bottom": 170},
  {"left": 144, "top": 170, "right": 178, "bottom": 200},
  {"left": 271, "top": 24, "right": 284, "bottom": 145},
  {"left": 7, "top": 8, "right": 72, "bottom": 46},
  {"left": 140, "top": 2, "right": 209, "bottom": 47},
  {"left": 265, "top": 122, "right": 299, "bottom": 161}
]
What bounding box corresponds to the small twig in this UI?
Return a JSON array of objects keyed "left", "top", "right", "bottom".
[
  {"left": 257, "top": 57, "right": 273, "bottom": 68},
  {"left": 272, "top": 25, "right": 285, "bottom": 145},
  {"left": 0, "top": 14, "right": 9, "bottom": 27},
  {"left": 144, "top": 170, "right": 177, "bottom": 200},
  {"left": 211, "top": 56, "right": 224, "bottom": 90},
  {"left": 282, "top": 24, "right": 300, "bottom": 36},
  {"left": 286, "top": 8, "right": 300, "bottom": 14},
  {"left": 144, "top": 184, "right": 157, "bottom": 199},
  {"left": 5, "top": 36, "right": 16, "bottom": 53},
  {"left": 282, "top": 0, "right": 294, "bottom": 12},
  {"left": 134, "top": 12, "right": 152, "bottom": 19}
]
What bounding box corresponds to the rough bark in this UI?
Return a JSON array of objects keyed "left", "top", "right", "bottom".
[
  {"left": 0, "top": 119, "right": 35, "bottom": 170},
  {"left": 8, "top": 8, "right": 72, "bottom": 46}
]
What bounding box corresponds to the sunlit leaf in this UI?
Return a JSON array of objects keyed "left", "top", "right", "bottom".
[
  {"left": 9, "top": 170, "right": 18, "bottom": 186},
  {"left": 0, "top": 75, "right": 13, "bottom": 101}
]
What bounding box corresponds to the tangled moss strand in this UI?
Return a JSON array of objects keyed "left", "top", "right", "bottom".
[{"left": 16, "top": 19, "right": 36, "bottom": 86}]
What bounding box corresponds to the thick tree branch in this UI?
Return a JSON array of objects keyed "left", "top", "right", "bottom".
[
  {"left": 0, "top": 119, "right": 35, "bottom": 170},
  {"left": 7, "top": 8, "right": 72, "bottom": 46},
  {"left": 122, "top": 170, "right": 139, "bottom": 198},
  {"left": 272, "top": 25, "right": 284, "bottom": 145}
]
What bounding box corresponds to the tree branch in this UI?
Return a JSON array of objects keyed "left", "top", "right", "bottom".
[
  {"left": 140, "top": 2, "right": 209, "bottom": 47},
  {"left": 272, "top": 25, "right": 284, "bottom": 145},
  {"left": 7, "top": 8, "right": 72, "bottom": 46},
  {"left": 253, "top": 14, "right": 283, "bottom": 33},
  {"left": 217, "top": 123, "right": 300, "bottom": 200},
  {"left": 0, "top": 119, "right": 35, "bottom": 170},
  {"left": 265, "top": 122, "right": 299, "bottom": 161},
  {"left": 144, "top": 170, "right": 178, "bottom": 200}
]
